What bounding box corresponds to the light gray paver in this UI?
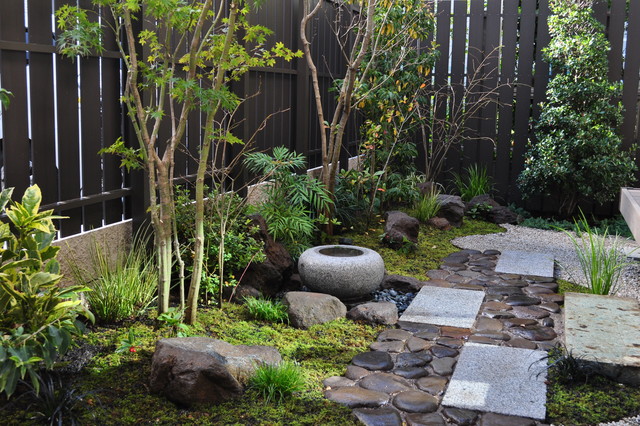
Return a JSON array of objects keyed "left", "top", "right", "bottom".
[
  {"left": 565, "top": 292, "right": 640, "bottom": 385},
  {"left": 399, "top": 286, "right": 485, "bottom": 328},
  {"left": 494, "top": 250, "right": 555, "bottom": 278},
  {"left": 442, "top": 343, "right": 547, "bottom": 420}
]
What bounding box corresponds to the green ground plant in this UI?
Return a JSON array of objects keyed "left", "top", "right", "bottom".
[
  {"left": 563, "top": 213, "right": 628, "bottom": 295},
  {"left": 0, "top": 185, "right": 93, "bottom": 398},
  {"left": 244, "top": 297, "right": 289, "bottom": 323},
  {"left": 244, "top": 147, "right": 334, "bottom": 257},
  {"left": 250, "top": 361, "right": 306, "bottom": 404},
  {"left": 452, "top": 164, "right": 492, "bottom": 202},
  {"left": 70, "top": 232, "right": 157, "bottom": 324}
]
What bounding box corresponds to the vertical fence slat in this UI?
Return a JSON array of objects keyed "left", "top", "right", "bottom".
[
  {"left": 461, "top": 0, "right": 486, "bottom": 170},
  {"left": 55, "top": 0, "right": 82, "bottom": 236},
  {"left": 493, "top": 0, "right": 518, "bottom": 201},
  {"left": 0, "top": 1, "right": 30, "bottom": 196},
  {"left": 608, "top": 0, "right": 626, "bottom": 82},
  {"left": 477, "top": 0, "right": 501, "bottom": 180},
  {"left": 622, "top": 0, "right": 640, "bottom": 151},
  {"left": 443, "top": 0, "right": 469, "bottom": 180},
  {"left": 28, "top": 1, "right": 58, "bottom": 205},
  {"left": 511, "top": 0, "right": 537, "bottom": 209}
]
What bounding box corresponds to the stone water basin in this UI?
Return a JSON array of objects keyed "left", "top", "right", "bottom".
[{"left": 298, "top": 245, "right": 385, "bottom": 301}]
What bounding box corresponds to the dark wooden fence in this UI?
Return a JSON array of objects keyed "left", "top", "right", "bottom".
[{"left": 1, "top": 0, "right": 639, "bottom": 238}]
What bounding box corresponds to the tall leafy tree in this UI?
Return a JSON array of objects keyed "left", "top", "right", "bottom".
[
  {"left": 518, "top": 0, "right": 636, "bottom": 216},
  {"left": 57, "top": 0, "right": 299, "bottom": 323}
]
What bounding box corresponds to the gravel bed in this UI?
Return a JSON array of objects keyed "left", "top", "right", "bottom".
[{"left": 452, "top": 224, "right": 640, "bottom": 303}]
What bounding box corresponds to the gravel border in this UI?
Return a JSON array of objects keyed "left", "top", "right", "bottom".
[{"left": 451, "top": 224, "right": 640, "bottom": 303}]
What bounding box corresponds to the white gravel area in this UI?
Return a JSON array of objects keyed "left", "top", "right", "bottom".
[{"left": 451, "top": 223, "right": 640, "bottom": 303}]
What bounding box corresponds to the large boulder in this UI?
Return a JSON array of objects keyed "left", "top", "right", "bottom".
[
  {"left": 236, "top": 214, "right": 294, "bottom": 298},
  {"left": 382, "top": 211, "right": 420, "bottom": 249},
  {"left": 347, "top": 302, "right": 398, "bottom": 325},
  {"left": 466, "top": 194, "right": 521, "bottom": 224},
  {"left": 436, "top": 195, "right": 465, "bottom": 227},
  {"left": 283, "top": 291, "right": 346, "bottom": 329},
  {"left": 150, "top": 337, "right": 282, "bottom": 406}
]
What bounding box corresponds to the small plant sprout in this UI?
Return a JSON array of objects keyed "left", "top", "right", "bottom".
[
  {"left": 116, "top": 329, "right": 139, "bottom": 354},
  {"left": 250, "top": 361, "right": 306, "bottom": 404},
  {"left": 157, "top": 307, "right": 190, "bottom": 337}
]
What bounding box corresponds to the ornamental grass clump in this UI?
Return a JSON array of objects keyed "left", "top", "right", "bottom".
[
  {"left": 414, "top": 187, "right": 441, "bottom": 223},
  {"left": 244, "top": 297, "right": 289, "bottom": 323},
  {"left": 70, "top": 232, "right": 157, "bottom": 323},
  {"left": 250, "top": 361, "right": 306, "bottom": 404},
  {"left": 452, "top": 164, "right": 492, "bottom": 201},
  {"left": 563, "top": 213, "right": 628, "bottom": 295}
]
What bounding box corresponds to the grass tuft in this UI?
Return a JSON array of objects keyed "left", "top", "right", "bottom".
[
  {"left": 413, "top": 188, "right": 441, "bottom": 223},
  {"left": 250, "top": 361, "right": 306, "bottom": 404},
  {"left": 244, "top": 297, "right": 289, "bottom": 323},
  {"left": 452, "top": 164, "right": 492, "bottom": 201}
]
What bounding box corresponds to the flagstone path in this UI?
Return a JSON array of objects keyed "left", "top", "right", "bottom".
[{"left": 324, "top": 248, "right": 561, "bottom": 425}]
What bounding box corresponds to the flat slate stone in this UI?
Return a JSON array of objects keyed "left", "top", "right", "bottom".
[
  {"left": 494, "top": 250, "right": 554, "bottom": 278},
  {"left": 359, "top": 372, "right": 412, "bottom": 394},
  {"left": 416, "top": 375, "right": 448, "bottom": 395},
  {"left": 325, "top": 387, "right": 389, "bottom": 408},
  {"left": 352, "top": 351, "right": 394, "bottom": 371},
  {"left": 406, "top": 412, "right": 446, "bottom": 426},
  {"left": 393, "top": 390, "right": 439, "bottom": 413},
  {"left": 442, "top": 343, "right": 547, "bottom": 420},
  {"left": 565, "top": 292, "right": 640, "bottom": 385},
  {"left": 399, "top": 286, "right": 485, "bottom": 329},
  {"left": 353, "top": 407, "right": 403, "bottom": 426}
]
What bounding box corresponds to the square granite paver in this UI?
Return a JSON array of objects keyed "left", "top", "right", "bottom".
[
  {"left": 494, "top": 250, "right": 555, "bottom": 278},
  {"left": 442, "top": 343, "right": 548, "bottom": 420},
  {"left": 398, "top": 286, "right": 485, "bottom": 328},
  {"left": 565, "top": 292, "right": 640, "bottom": 385}
]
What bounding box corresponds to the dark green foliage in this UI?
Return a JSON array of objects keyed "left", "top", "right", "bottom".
[
  {"left": 174, "top": 186, "right": 264, "bottom": 300},
  {"left": 539, "top": 344, "right": 596, "bottom": 384},
  {"left": 244, "top": 297, "right": 289, "bottom": 323},
  {"left": 518, "top": 0, "right": 636, "bottom": 217},
  {"left": 250, "top": 361, "right": 306, "bottom": 404},
  {"left": 0, "top": 186, "right": 93, "bottom": 398},
  {"left": 19, "top": 373, "right": 97, "bottom": 425},
  {"left": 520, "top": 214, "right": 632, "bottom": 238},
  {"left": 466, "top": 203, "right": 493, "bottom": 220},
  {"left": 244, "top": 147, "right": 334, "bottom": 257}
]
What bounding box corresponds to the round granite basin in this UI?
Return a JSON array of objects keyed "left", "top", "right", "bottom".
[{"left": 298, "top": 245, "right": 385, "bottom": 300}]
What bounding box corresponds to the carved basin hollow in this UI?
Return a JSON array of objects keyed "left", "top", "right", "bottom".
[{"left": 298, "top": 245, "right": 385, "bottom": 301}]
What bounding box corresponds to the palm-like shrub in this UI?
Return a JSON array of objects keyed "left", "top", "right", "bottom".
[
  {"left": 244, "top": 147, "right": 333, "bottom": 257},
  {"left": 518, "top": 0, "right": 636, "bottom": 216}
]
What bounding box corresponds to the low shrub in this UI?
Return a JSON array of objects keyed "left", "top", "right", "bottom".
[
  {"left": 0, "top": 185, "right": 93, "bottom": 398},
  {"left": 250, "top": 361, "right": 306, "bottom": 404},
  {"left": 244, "top": 297, "right": 289, "bottom": 323},
  {"left": 70, "top": 231, "right": 157, "bottom": 324}
]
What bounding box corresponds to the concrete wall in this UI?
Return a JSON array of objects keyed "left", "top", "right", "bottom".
[{"left": 54, "top": 220, "right": 133, "bottom": 285}]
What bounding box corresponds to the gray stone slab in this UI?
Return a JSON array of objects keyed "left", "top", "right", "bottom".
[
  {"left": 442, "top": 343, "right": 547, "bottom": 420},
  {"left": 565, "top": 292, "right": 640, "bottom": 385},
  {"left": 399, "top": 286, "right": 485, "bottom": 328},
  {"left": 494, "top": 250, "right": 555, "bottom": 278}
]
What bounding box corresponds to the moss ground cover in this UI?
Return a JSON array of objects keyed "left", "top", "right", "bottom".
[
  {"left": 343, "top": 218, "right": 504, "bottom": 279},
  {"left": 1, "top": 304, "right": 379, "bottom": 425}
]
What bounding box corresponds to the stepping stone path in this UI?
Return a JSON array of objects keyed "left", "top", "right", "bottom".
[{"left": 324, "top": 249, "right": 561, "bottom": 425}]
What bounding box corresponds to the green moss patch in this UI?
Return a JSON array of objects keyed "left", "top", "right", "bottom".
[
  {"left": 547, "top": 374, "right": 640, "bottom": 425},
  {"left": 343, "top": 219, "right": 504, "bottom": 279},
  {"left": 557, "top": 279, "right": 590, "bottom": 294}
]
